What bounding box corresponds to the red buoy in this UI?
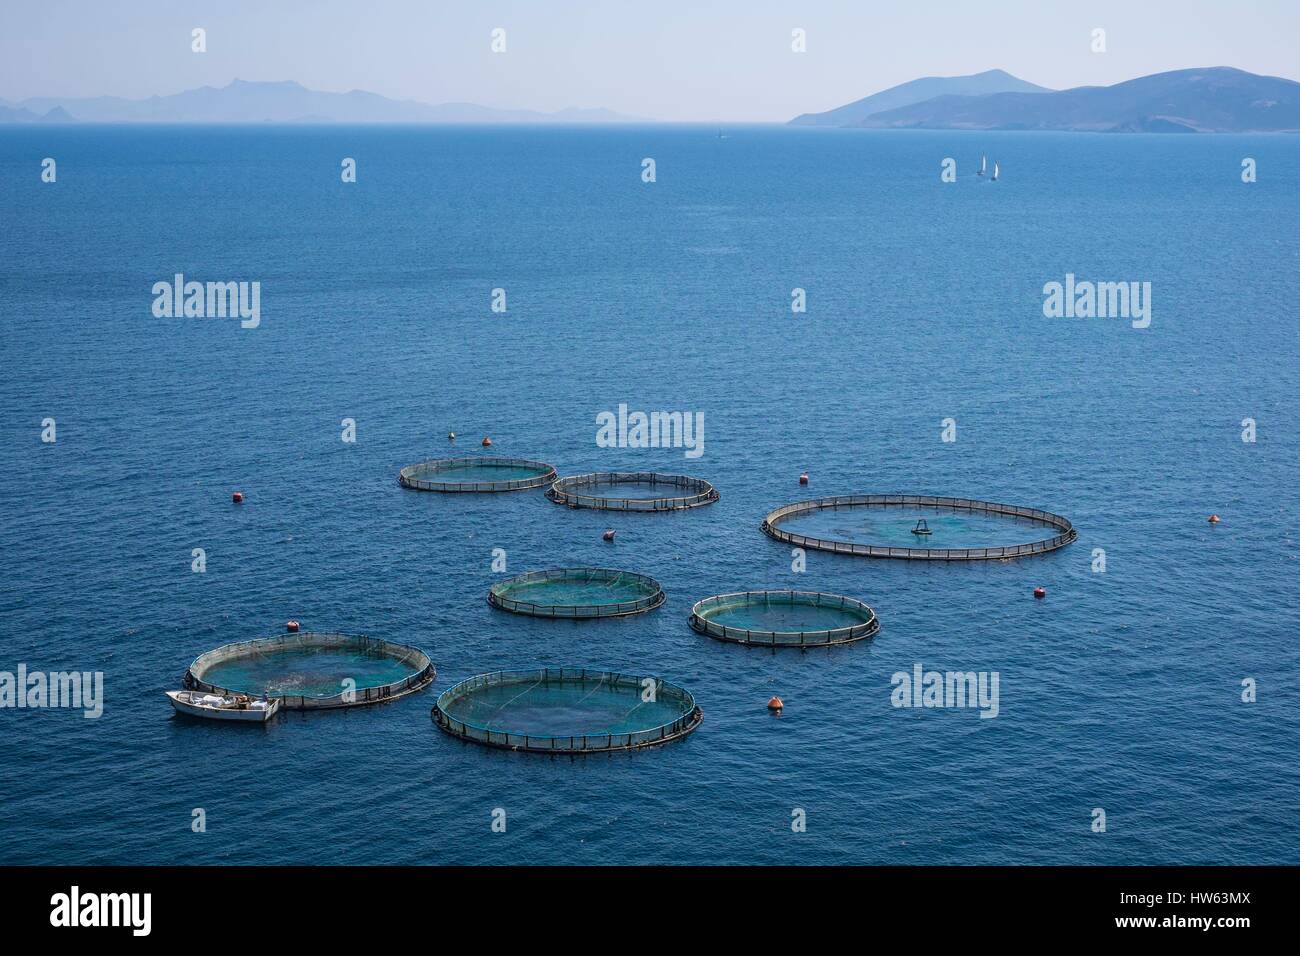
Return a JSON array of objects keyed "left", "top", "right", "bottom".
[
  {"left": 286, "top": 620, "right": 300, "bottom": 632},
  {"left": 1208, "top": 514, "right": 1220, "bottom": 524},
  {"left": 1033, "top": 587, "right": 1046, "bottom": 599},
  {"left": 799, "top": 472, "right": 809, "bottom": 485},
  {"left": 231, "top": 491, "right": 244, "bottom": 504},
  {"left": 767, "top": 696, "right": 784, "bottom": 712},
  {"left": 602, "top": 529, "right": 616, "bottom": 542}
]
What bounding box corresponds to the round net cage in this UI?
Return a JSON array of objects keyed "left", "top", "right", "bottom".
[
  {"left": 762, "top": 494, "right": 1076, "bottom": 560},
  {"left": 398, "top": 456, "right": 556, "bottom": 492},
  {"left": 546, "top": 471, "right": 719, "bottom": 511},
  {"left": 431, "top": 668, "right": 703, "bottom": 753},
  {"left": 184, "top": 632, "right": 435, "bottom": 710},
  {"left": 488, "top": 568, "right": 666, "bottom": 618},
  {"left": 689, "top": 590, "right": 880, "bottom": 647}
]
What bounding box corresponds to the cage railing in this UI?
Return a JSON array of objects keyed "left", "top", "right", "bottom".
[
  {"left": 689, "top": 590, "right": 880, "bottom": 647},
  {"left": 184, "top": 632, "right": 436, "bottom": 710},
  {"left": 431, "top": 668, "right": 703, "bottom": 752},
  {"left": 398, "top": 457, "right": 557, "bottom": 493},
  {"left": 487, "top": 568, "right": 666, "bottom": 618},
  {"left": 761, "top": 494, "right": 1076, "bottom": 561},
  {"left": 546, "top": 472, "right": 719, "bottom": 511}
]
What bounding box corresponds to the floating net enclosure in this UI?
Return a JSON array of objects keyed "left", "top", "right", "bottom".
[
  {"left": 184, "top": 632, "right": 435, "bottom": 710},
  {"left": 431, "top": 668, "right": 702, "bottom": 753},
  {"left": 762, "top": 494, "right": 1076, "bottom": 560},
  {"left": 689, "top": 590, "right": 879, "bottom": 647},
  {"left": 398, "top": 457, "right": 556, "bottom": 492},
  {"left": 488, "top": 568, "right": 665, "bottom": 618},
  {"left": 546, "top": 472, "right": 718, "bottom": 511}
]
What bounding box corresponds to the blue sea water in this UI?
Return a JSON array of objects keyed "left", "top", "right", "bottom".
[{"left": 0, "top": 124, "right": 1297, "bottom": 865}]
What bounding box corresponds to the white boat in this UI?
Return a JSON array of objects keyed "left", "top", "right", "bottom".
[
  {"left": 978, "top": 154, "right": 986, "bottom": 177},
  {"left": 991, "top": 161, "right": 999, "bottom": 181},
  {"left": 166, "top": 689, "right": 281, "bottom": 722}
]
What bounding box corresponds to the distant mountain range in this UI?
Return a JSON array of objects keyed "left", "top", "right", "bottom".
[
  {"left": 791, "top": 67, "right": 1300, "bottom": 133},
  {"left": 791, "top": 69, "right": 1051, "bottom": 126},
  {"left": 0, "top": 103, "right": 73, "bottom": 123},
  {"left": 7, "top": 68, "right": 1297, "bottom": 131},
  {"left": 0, "top": 79, "right": 647, "bottom": 124}
]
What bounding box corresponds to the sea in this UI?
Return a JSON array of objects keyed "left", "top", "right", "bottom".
[{"left": 0, "top": 124, "right": 1296, "bottom": 864}]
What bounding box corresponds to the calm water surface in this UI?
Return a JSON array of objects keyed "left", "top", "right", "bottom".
[{"left": 1, "top": 125, "right": 1297, "bottom": 864}]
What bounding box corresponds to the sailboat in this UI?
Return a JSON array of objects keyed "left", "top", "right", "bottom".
[
  {"left": 977, "top": 154, "right": 987, "bottom": 177},
  {"left": 991, "top": 161, "right": 999, "bottom": 182}
]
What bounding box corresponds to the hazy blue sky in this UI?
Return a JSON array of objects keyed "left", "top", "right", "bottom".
[{"left": 3, "top": 0, "right": 1297, "bottom": 121}]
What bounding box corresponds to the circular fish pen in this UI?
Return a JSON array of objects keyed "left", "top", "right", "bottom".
[
  {"left": 488, "top": 568, "right": 665, "bottom": 618},
  {"left": 762, "top": 494, "right": 1076, "bottom": 560},
  {"left": 546, "top": 472, "right": 718, "bottom": 511},
  {"left": 689, "top": 590, "right": 880, "bottom": 647},
  {"left": 184, "top": 632, "right": 435, "bottom": 710},
  {"left": 431, "top": 668, "right": 702, "bottom": 753},
  {"left": 398, "top": 456, "right": 556, "bottom": 492}
]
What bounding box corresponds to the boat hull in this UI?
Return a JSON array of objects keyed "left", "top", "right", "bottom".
[{"left": 166, "top": 691, "right": 280, "bottom": 722}]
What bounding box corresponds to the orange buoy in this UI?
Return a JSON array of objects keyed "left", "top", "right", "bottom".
[
  {"left": 799, "top": 472, "right": 809, "bottom": 485},
  {"left": 1208, "top": 514, "right": 1220, "bottom": 524},
  {"left": 1033, "top": 587, "right": 1046, "bottom": 599},
  {"left": 482, "top": 437, "right": 492, "bottom": 447},
  {"left": 231, "top": 491, "right": 244, "bottom": 504},
  {"left": 602, "top": 529, "right": 616, "bottom": 541},
  {"left": 767, "top": 696, "right": 784, "bottom": 711},
  {"left": 286, "top": 620, "right": 300, "bottom": 632}
]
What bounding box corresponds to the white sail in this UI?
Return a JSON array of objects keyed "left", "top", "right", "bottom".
[
  {"left": 992, "top": 162, "right": 999, "bottom": 181},
  {"left": 978, "top": 154, "right": 986, "bottom": 176}
]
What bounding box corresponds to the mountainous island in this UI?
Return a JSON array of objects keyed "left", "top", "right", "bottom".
[
  {"left": 790, "top": 69, "right": 1052, "bottom": 126},
  {"left": 0, "top": 79, "right": 646, "bottom": 124},
  {"left": 790, "top": 67, "right": 1300, "bottom": 133}
]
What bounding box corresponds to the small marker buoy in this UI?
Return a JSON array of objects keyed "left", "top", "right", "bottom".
[
  {"left": 799, "top": 472, "right": 809, "bottom": 485},
  {"left": 1208, "top": 514, "right": 1220, "bottom": 524},
  {"left": 448, "top": 431, "right": 456, "bottom": 441},
  {"left": 286, "top": 620, "right": 300, "bottom": 632},
  {"left": 602, "top": 529, "right": 616, "bottom": 542},
  {"left": 231, "top": 491, "right": 244, "bottom": 504},
  {"left": 767, "top": 696, "right": 784, "bottom": 712},
  {"left": 1033, "top": 587, "right": 1046, "bottom": 599},
  {"left": 482, "top": 436, "right": 492, "bottom": 447}
]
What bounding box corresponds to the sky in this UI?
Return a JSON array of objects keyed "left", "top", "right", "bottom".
[{"left": 2, "top": 0, "right": 1297, "bottom": 121}]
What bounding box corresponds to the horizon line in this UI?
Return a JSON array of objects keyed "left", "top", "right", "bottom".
[{"left": 7, "top": 62, "right": 1299, "bottom": 125}]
